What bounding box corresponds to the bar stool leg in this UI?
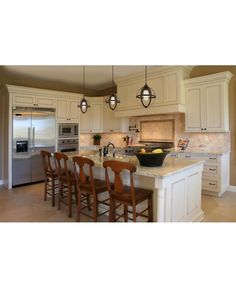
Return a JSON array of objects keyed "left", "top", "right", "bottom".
[
  {"left": 52, "top": 177, "right": 55, "bottom": 207},
  {"left": 44, "top": 177, "right": 47, "bottom": 201},
  {"left": 124, "top": 205, "right": 128, "bottom": 222},
  {"left": 58, "top": 182, "right": 63, "bottom": 210},
  {"left": 148, "top": 195, "right": 153, "bottom": 222},
  {"left": 77, "top": 186, "right": 81, "bottom": 222},
  {"left": 133, "top": 206, "right": 137, "bottom": 222},
  {"left": 93, "top": 195, "right": 98, "bottom": 222},
  {"left": 68, "top": 185, "right": 72, "bottom": 218},
  {"left": 109, "top": 199, "right": 115, "bottom": 222}
]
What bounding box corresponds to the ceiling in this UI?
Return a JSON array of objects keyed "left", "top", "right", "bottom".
[{"left": 0, "top": 65, "right": 160, "bottom": 96}]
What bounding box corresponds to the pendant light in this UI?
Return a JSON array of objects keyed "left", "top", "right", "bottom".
[
  {"left": 78, "top": 66, "right": 90, "bottom": 113},
  {"left": 136, "top": 65, "right": 156, "bottom": 108},
  {"left": 105, "top": 66, "right": 120, "bottom": 110}
]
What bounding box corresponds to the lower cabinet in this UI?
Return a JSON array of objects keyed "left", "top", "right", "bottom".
[{"left": 169, "top": 151, "right": 230, "bottom": 197}]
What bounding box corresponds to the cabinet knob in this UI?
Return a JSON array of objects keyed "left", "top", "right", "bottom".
[
  {"left": 204, "top": 128, "right": 207, "bottom": 130},
  {"left": 201, "top": 128, "right": 203, "bottom": 130}
]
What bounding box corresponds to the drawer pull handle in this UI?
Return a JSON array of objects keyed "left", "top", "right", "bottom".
[
  {"left": 185, "top": 155, "right": 191, "bottom": 158},
  {"left": 209, "top": 183, "right": 216, "bottom": 186},
  {"left": 209, "top": 157, "right": 217, "bottom": 160},
  {"left": 209, "top": 168, "right": 216, "bottom": 171}
]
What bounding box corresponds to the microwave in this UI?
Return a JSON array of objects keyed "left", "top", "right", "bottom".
[{"left": 59, "top": 123, "right": 78, "bottom": 138}]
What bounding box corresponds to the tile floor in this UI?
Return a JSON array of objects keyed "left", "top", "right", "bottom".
[{"left": 0, "top": 182, "right": 236, "bottom": 222}]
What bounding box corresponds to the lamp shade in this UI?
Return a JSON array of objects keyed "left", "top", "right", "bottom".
[
  {"left": 136, "top": 83, "right": 156, "bottom": 108},
  {"left": 78, "top": 97, "right": 90, "bottom": 113},
  {"left": 105, "top": 93, "right": 120, "bottom": 110}
]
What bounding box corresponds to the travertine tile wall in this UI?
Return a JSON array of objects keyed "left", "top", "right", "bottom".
[
  {"left": 80, "top": 113, "right": 230, "bottom": 152},
  {"left": 80, "top": 132, "right": 129, "bottom": 148},
  {"left": 130, "top": 114, "right": 230, "bottom": 151}
]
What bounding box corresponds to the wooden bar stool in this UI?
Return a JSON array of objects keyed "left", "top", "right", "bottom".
[
  {"left": 72, "top": 156, "right": 110, "bottom": 222},
  {"left": 103, "top": 160, "right": 153, "bottom": 222},
  {"left": 54, "top": 152, "right": 77, "bottom": 218},
  {"left": 40, "top": 150, "right": 59, "bottom": 207}
]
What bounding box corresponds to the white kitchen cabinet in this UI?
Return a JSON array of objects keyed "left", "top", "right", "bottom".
[
  {"left": 169, "top": 151, "right": 230, "bottom": 197},
  {"left": 115, "top": 66, "right": 191, "bottom": 117},
  {"left": 80, "top": 97, "right": 103, "bottom": 133},
  {"left": 13, "top": 93, "right": 55, "bottom": 108},
  {"left": 56, "top": 99, "right": 80, "bottom": 122},
  {"left": 184, "top": 71, "right": 233, "bottom": 132},
  {"left": 103, "top": 102, "right": 129, "bottom": 133}
]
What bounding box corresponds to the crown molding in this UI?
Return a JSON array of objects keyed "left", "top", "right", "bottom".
[{"left": 115, "top": 66, "right": 194, "bottom": 86}]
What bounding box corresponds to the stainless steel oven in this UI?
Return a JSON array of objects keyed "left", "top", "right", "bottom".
[
  {"left": 58, "top": 123, "right": 78, "bottom": 138},
  {"left": 58, "top": 138, "right": 79, "bottom": 153}
]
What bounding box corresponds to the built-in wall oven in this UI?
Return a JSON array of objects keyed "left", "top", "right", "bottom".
[
  {"left": 58, "top": 123, "right": 78, "bottom": 138},
  {"left": 58, "top": 138, "right": 79, "bottom": 153}
]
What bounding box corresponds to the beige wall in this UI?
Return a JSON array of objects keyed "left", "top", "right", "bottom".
[{"left": 190, "top": 66, "right": 236, "bottom": 186}]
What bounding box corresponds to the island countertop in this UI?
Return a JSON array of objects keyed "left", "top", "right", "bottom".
[
  {"left": 67, "top": 150, "right": 204, "bottom": 222},
  {"left": 67, "top": 151, "right": 205, "bottom": 179}
]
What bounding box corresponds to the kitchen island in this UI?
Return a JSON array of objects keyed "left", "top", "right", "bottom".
[{"left": 68, "top": 152, "right": 205, "bottom": 222}]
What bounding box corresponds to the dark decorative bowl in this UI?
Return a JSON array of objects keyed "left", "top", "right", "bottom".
[{"left": 135, "top": 150, "right": 169, "bottom": 167}]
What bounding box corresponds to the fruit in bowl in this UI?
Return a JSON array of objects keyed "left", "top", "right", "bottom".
[
  {"left": 152, "top": 148, "right": 163, "bottom": 154},
  {"left": 135, "top": 149, "right": 169, "bottom": 167}
]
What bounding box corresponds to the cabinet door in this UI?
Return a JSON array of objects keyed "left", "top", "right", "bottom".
[
  {"left": 185, "top": 86, "right": 203, "bottom": 132},
  {"left": 68, "top": 100, "right": 79, "bottom": 122},
  {"left": 204, "top": 84, "right": 225, "bottom": 131},
  {"left": 164, "top": 72, "right": 178, "bottom": 103},
  {"left": 92, "top": 103, "right": 103, "bottom": 132},
  {"left": 13, "top": 94, "right": 35, "bottom": 107},
  {"left": 80, "top": 108, "right": 92, "bottom": 132},
  {"left": 103, "top": 103, "right": 121, "bottom": 132},
  {"left": 36, "top": 96, "right": 55, "bottom": 108},
  {"left": 126, "top": 81, "right": 142, "bottom": 109},
  {"left": 56, "top": 99, "right": 68, "bottom": 121}
]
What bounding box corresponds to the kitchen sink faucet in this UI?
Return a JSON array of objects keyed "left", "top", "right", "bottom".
[{"left": 106, "top": 142, "right": 116, "bottom": 157}]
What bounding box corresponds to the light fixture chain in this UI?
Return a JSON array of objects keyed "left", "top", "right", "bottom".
[
  {"left": 145, "top": 65, "right": 147, "bottom": 84},
  {"left": 83, "top": 65, "right": 85, "bottom": 94}
]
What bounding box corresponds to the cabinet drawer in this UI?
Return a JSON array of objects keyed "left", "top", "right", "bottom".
[
  {"left": 202, "top": 178, "right": 219, "bottom": 192},
  {"left": 180, "top": 153, "right": 196, "bottom": 160},
  {"left": 205, "top": 155, "right": 219, "bottom": 164},
  {"left": 168, "top": 153, "right": 178, "bottom": 158},
  {"left": 203, "top": 165, "right": 219, "bottom": 176}
]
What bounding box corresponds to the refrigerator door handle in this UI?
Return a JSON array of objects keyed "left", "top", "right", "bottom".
[
  {"left": 32, "top": 127, "right": 35, "bottom": 151},
  {"left": 28, "top": 127, "right": 31, "bottom": 152}
]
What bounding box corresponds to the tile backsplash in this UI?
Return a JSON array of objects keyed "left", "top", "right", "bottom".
[
  {"left": 130, "top": 113, "right": 230, "bottom": 151},
  {"left": 80, "top": 113, "right": 230, "bottom": 151}
]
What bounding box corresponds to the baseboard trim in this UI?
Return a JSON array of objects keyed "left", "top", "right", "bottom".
[{"left": 228, "top": 185, "right": 236, "bottom": 192}]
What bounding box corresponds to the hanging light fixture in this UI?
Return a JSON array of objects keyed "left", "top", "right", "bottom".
[
  {"left": 136, "top": 65, "right": 156, "bottom": 108},
  {"left": 78, "top": 66, "right": 90, "bottom": 113},
  {"left": 105, "top": 65, "right": 120, "bottom": 110}
]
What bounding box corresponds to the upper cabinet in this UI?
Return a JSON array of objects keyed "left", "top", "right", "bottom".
[
  {"left": 80, "top": 97, "right": 129, "bottom": 133},
  {"left": 8, "top": 84, "right": 81, "bottom": 122},
  {"left": 56, "top": 98, "right": 80, "bottom": 122},
  {"left": 103, "top": 102, "right": 129, "bottom": 132},
  {"left": 80, "top": 97, "right": 103, "bottom": 133},
  {"left": 184, "top": 71, "right": 233, "bottom": 132},
  {"left": 13, "top": 92, "right": 55, "bottom": 108},
  {"left": 114, "top": 66, "right": 192, "bottom": 117}
]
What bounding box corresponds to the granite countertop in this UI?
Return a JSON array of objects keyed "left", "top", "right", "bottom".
[{"left": 67, "top": 151, "right": 204, "bottom": 179}]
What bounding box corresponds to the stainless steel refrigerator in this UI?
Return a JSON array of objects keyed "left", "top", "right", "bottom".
[{"left": 12, "top": 107, "right": 56, "bottom": 186}]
